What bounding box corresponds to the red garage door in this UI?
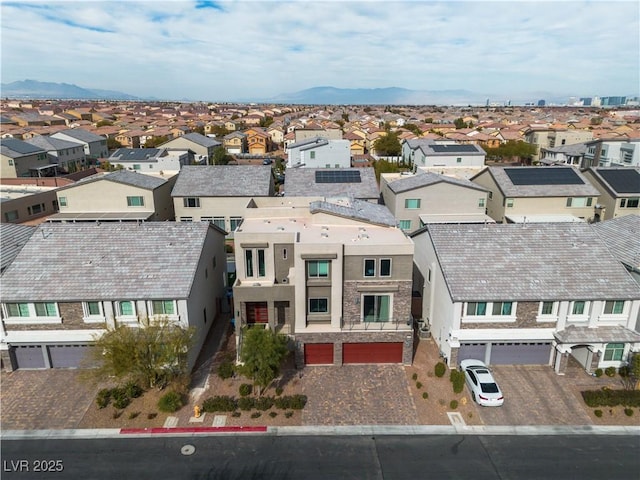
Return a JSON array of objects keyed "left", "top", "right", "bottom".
[
  {"left": 343, "top": 343, "right": 403, "bottom": 364},
  {"left": 304, "top": 343, "right": 334, "bottom": 365}
]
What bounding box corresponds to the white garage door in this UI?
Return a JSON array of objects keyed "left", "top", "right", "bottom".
[{"left": 490, "top": 342, "right": 552, "bottom": 365}]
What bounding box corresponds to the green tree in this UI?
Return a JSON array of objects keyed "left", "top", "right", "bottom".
[
  {"left": 341, "top": 113, "right": 350, "bottom": 122},
  {"left": 484, "top": 140, "right": 536, "bottom": 163},
  {"left": 620, "top": 353, "right": 640, "bottom": 391},
  {"left": 212, "top": 146, "right": 233, "bottom": 165},
  {"left": 237, "top": 327, "right": 288, "bottom": 395},
  {"left": 454, "top": 117, "right": 466, "bottom": 129},
  {"left": 88, "top": 317, "right": 195, "bottom": 389},
  {"left": 403, "top": 123, "right": 422, "bottom": 136},
  {"left": 373, "top": 131, "right": 402, "bottom": 156},
  {"left": 106, "top": 137, "right": 122, "bottom": 150},
  {"left": 144, "top": 135, "right": 169, "bottom": 148},
  {"left": 373, "top": 158, "right": 402, "bottom": 181},
  {"left": 259, "top": 116, "right": 274, "bottom": 128},
  {"left": 210, "top": 125, "right": 231, "bottom": 138},
  {"left": 95, "top": 120, "right": 113, "bottom": 127}
]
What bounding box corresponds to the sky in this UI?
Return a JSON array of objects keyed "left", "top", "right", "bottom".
[{"left": 1, "top": 0, "right": 638, "bottom": 102}]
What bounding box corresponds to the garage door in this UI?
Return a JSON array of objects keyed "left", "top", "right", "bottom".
[
  {"left": 490, "top": 342, "right": 552, "bottom": 365},
  {"left": 458, "top": 343, "right": 487, "bottom": 363},
  {"left": 343, "top": 342, "right": 403, "bottom": 364},
  {"left": 304, "top": 343, "right": 334, "bottom": 365},
  {"left": 49, "top": 344, "right": 94, "bottom": 368},
  {"left": 12, "top": 345, "right": 46, "bottom": 369}
]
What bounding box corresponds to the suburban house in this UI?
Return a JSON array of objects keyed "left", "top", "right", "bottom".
[
  {"left": 402, "top": 139, "right": 486, "bottom": 168},
  {"left": 523, "top": 127, "right": 593, "bottom": 163},
  {"left": 583, "top": 138, "right": 640, "bottom": 168},
  {"left": 539, "top": 143, "right": 587, "bottom": 167},
  {"left": 1, "top": 183, "right": 59, "bottom": 223},
  {"left": 0, "top": 223, "right": 35, "bottom": 274},
  {"left": 380, "top": 171, "right": 492, "bottom": 233},
  {"left": 1, "top": 138, "right": 51, "bottom": 178},
  {"left": 51, "top": 128, "right": 109, "bottom": 160},
  {"left": 293, "top": 127, "right": 343, "bottom": 143},
  {"left": 107, "top": 148, "right": 191, "bottom": 173},
  {"left": 0, "top": 221, "right": 227, "bottom": 371},
  {"left": 47, "top": 170, "right": 177, "bottom": 222},
  {"left": 410, "top": 222, "right": 640, "bottom": 373},
  {"left": 25, "top": 135, "right": 87, "bottom": 173},
  {"left": 223, "top": 131, "right": 247, "bottom": 154},
  {"left": 470, "top": 166, "right": 601, "bottom": 223},
  {"left": 160, "top": 132, "right": 222, "bottom": 164},
  {"left": 283, "top": 168, "right": 380, "bottom": 202},
  {"left": 171, "top": 165, "right": 275, "bottom": 233},
  {"left": 344, "top": 132, "right": 366, "bottom": 156},
  {"left": 581, "top": 167, "right": 640, "bottom": 221},
  {"left": 245, "top": 128, "right": 271, "bottom": 155},
  {"left": 286, "top": 137, "right": 351, "bottom": 168},
  {"left": 232, "top": 198, "right": 415, "bottom": 366}
]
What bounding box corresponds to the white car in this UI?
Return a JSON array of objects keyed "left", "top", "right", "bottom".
[{"left": 460, "top": 359, "right": 504, "bottom": 407}]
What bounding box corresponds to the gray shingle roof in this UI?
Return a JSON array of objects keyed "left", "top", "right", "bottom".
[
  {"left": 0, "top": 224, "right": 36, "bottom": 273},
  {"left": 0, "top": 222, "right": 216, "bottom": 301},
  {"left": 592, "top": 214, "right": 640, "bottom": 271},
  {"left": 288, "top": 137, "right": 329, "bottom": 150},
  {"left": 388, "top": 172, "right": 487, "bottom": 194},
  {"left": 405, "top": 139, "right": 485, "bottom": 156},
  {"left": 109, "top": 148, "right": 161, "bottom": 162},
  {"left": 285, "top": 168, "right": 379, "bottom": 199},
  {"left": 478, "top": 166, "right": 600, "bottom": 197},
  {"left": 171, "top": 165, "right": 273, "bottom": 197},
  {"left": 419, "top": 222, "right": 640, "bottom": 301},
  {"left": 179, "top": 132, "right": 221, "bottom": 148},
  {"left": 53, "top": 128, "right": 106, "bottom": 143},
  {"left": 1, "top": 138, "right": 45, "bottom": 157},
  {"left": 25, "top": 135, "right": 84, "bottom": 151},
  {"left": 310, "top": 199, "right": 397, "bottom": 227}
]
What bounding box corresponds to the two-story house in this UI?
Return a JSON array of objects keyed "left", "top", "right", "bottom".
[
  {"left": 1, "top": 138, "right": 51, "bottom": 178},
  {"left": 24, "top": 135, "right": 87, "bottom": 173},
  {"left": 402, "top": 139, "right": 486, "bottom": 169},
  {"left": 411, "top": 222, "right": 640, "bottom": 373},
  {"left": 284, "top": 168, "right": 380, "bottom": 202},
  {"left": 583, "top": 138, "right": 640, "bottom": 168},
  {"left": 223, "top": 131, "right": 248, "bottom": 154},
  {"left": 286, "top": 137, "right": 351, "bottom": 169},
  {"left": 380, "top": 171, "right": 492, "bottom": 233},
  {"left": 233, "top": 198, "right": 415, "bottom": 366},
  {"left": 471, "top": 166, "right": 601, "bottom": 223},
  {"left": 0, "top": 222, "right": 227, "bottom": 371},
  {"left": 581, "top": 167, "right": 640, "bottom": 221},
  {"left": 160, "top": 132, "right": 222, "bottom": 164},
  {"left": 51, "top": 129, "right": 109, "bottom": 160},
  {"left": 107, "top": 148, "right": 191, "bottom": 173},
  {"left": 48, "top": 170, "right": 177, "bottom": 222},
  {"left": 245, "top": 128, "right": 271, "bottom": 155},
  {"left": 524, "top": 128, "right": 593, "bottom": 163}
]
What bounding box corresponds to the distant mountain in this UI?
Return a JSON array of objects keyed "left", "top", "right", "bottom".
[
  {"left": 1, "top": 80, "right": 139, "bottom": 100},
  {"left": 269, "top": 86, "right": 486, "bottom": 105}
]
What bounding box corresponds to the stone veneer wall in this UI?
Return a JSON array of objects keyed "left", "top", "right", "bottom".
[
  {"left": 5, "top": 302, "right": 106, "bottom": 331},
  {"left": 461, "top": 301, "right": 557, "bottom": 330},
  {"left": 342, "top": 280, "right": 412, "bottom": 326}
]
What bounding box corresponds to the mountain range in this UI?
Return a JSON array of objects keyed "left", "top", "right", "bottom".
[{"left": 1, "top": 80, "right": 140, "bottom": 101}]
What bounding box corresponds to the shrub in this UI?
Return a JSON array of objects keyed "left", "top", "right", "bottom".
[
  {"left": 416, "top": 382, "right": 423, "bottom": 389},
  {"left": 158, "top": 391, "right": 184, "bottom": 413},
  {"left": 254, "top": 396, "right": 274, "bottom": 411},
  {"left": 275, "top": 387, "right": 284, "bottom": 396},
  {"left": 250, "top": 412, "right": 261, "bottom": 418},
  {"left": 239, "top": 383, "right": 253, "bottom": 397},
  {"left": 422, "top": 392, "right": 429, "bottom": 399},
  {"left": 618, "top": 365, "right": 631, "bottom": 378},
  {"left": 624, "top": 408, "right": 634, "bottom": 417},
  {"left": 450, "top": 370, "right": 465, "bottom": 394},
  {"left": 147, "top": 412, "right": 157, "bottom": 420},
  {"left": 412, "top": 373, "right": 418, "bottom": 381},
  {"left": 232, "top": 411, "right": 241, "bottom": 417},
  {"left": 438, "top": 399, "right": 446, "bottom": 406},
  {"left": 581, "top": 389, "right": 640, "bottom": 407},
  {"left": 111, "top": 387, "right": 131, "bottom": 409},
  {"left": 435, "top": 362, "right": 446, "bottom": 378},
  {"left": 605, "top": 366, "right": 616, "bottom": 377},
  {"left": 594, "top": 409, "right": 603, "bottom": 417},
  {"left": 450, "top": 400, "right": 459, "bottom": 409},
  {"left": 202, "top": 396, "right": 237, "bottom": 412},
  {"left": 288, "top": 394, "right": 307, "bottom": 410},
  {"left": 96, "top": 388, "right": 111, "bottom": 409},
  {"left": 112, "top": 409, "right": 123, "bottom": 419},
  {"left": 128, "top": 411, "right": 140, "bottom": 419},
  {"left": 217, "top": 361, "right": 235, "bottom": 380},
  {"left": 238, "top": 397, "right": 255, "bottom": 411},
  {"left": 124, "top": 381, "right": 143, "bottom": 399},
  {"left": 594, "top": 368, "right": 603, "bottom": 378},
  {"left": 269, "top": 411, "right": 278, "bottom": 418},
  {"left": 284, "top": 411, "right": 294, "bottom": 418}
]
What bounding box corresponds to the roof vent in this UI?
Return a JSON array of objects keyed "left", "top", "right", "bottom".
[
  {"left": 321, "top": 232, "right": 328, "bottom": 238},
  {"left": 277, "top": 226, "right": 285, "bottom": 231}
]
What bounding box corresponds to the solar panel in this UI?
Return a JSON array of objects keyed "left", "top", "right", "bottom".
[
  {"left": 430, "top": 144, "right": 479, "bottom": 153},
  {"left": 504, "top": 167, "right": 585, "bottom": 186},
  {"left": 315, "top": 170, "right": 362, "bottom": 183},
  {"left": 597, "top": 169, "right": 640, "bottom": 194}
]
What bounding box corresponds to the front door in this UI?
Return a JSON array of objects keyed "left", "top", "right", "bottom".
[{"left": 246, "top": 302, "right": 268, "bottom": 324}]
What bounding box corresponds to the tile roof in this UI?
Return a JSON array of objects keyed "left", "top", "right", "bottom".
[
  {"left": 25, "top": 135, "right": 84, "bottom": 151},
  {"left": 417, "top": 222, "right": 640, "bottom": 301},
  {"left": 53, "top": 128, "right": 106, "bottom": 143},
  {"left": 0, "top": 224, "right": 36, "bottom": 273},
  {"left": 61, "top": 169, "right": 167, "bottom": 191},
  {"left": 387, "top": 172, "right": 487, "bottom": 194},
  {"left": 284, "top": 168, "right": 379, "bottom": 199},
  {"left": 477, "top": 166, "right": 600, "bottom": 197},
  {"left": 171, "top": 165, "right": 273, "bottom": 197},
  {"left": 0, "top": 222, "right": 216, "bottom": 301},
  {"left": 180, "top": 132, "right": 221, "bottom": 147},
  {"left": 592, "top": 214, "right": 640, "bottom": 271},
  {"left": 1, "top": 138, "right": 45, "bottom": 157},
  {"left": 288, "top": 137, "right": 329, "bottom": 150},
  {"left": 555, "top": 325, "right": 640, "bottom": 344},
  {"left": 310, "top": 199, "right": 397, "bottom": 227}
]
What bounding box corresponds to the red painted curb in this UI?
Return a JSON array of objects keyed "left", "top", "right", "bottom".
[{"left": 120, "top": 426, "right": 267, "bottom": 434}]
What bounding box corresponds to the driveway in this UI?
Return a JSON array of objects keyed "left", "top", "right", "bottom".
[{"left": 473, "top": 365, "right": 592, "bottom": 425}]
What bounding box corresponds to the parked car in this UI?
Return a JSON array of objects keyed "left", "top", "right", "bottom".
[{"left": 460, "top": 359, "right": 504, "bottom": 407}]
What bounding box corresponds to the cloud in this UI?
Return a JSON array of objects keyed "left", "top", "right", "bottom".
[{"left": 1, "top": 1, "right": 638, "bottom": 101}]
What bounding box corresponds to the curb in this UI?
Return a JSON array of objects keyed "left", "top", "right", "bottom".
[{"left": 120, "top": 426, "right": 267, "bottom": 435}]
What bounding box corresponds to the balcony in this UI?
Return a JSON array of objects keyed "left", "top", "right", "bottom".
[{"left": 342, "top": 316, "right": 412, "bottom": 332}]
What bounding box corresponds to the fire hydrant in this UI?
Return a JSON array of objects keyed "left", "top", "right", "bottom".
[{"left": 194, "top": 405, "right": 201, "bottom": 418}]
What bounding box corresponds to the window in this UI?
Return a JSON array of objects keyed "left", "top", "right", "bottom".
[
  {"left": 258, "top": 249, "right": 266, "bottom": 277},
  {"left": 404, "top": 199, "right": 421, "bottom": 209},
  {"left": 540, "top": 301, "right": 555, "bottom": 315},
  {"left": 127, "top": 196, "right": 144, "bottom": 207},
  {"left": 152, "top": 300, "right": 175, "bottom": 315},
  {"left": 364, "top": 259, "right": 376, "bottom": 277},
  {"left": 4, "top": 210, "right": 18, "bottom": 222},
  {"left": 467, "top": 302, "right": 487, "bottom": 316},
  {"left": 456, "top": 157, "right": 462, "bottom": 163},
  {"left": 245, "top": 249, "right": 253, "bottom": 277},
  {"left": 363, "top": 295, "right": 391, "bottom": 322},
  {"left": 488, "top": 191, "right": 493, "bottom": 199},
  {"left": 620, "top": 198, "right": 639, "bottom": 208},
  {"left": 309, "top": 298, "right": 328, "bottom": 313},
  {"left": 572, "top": 301, "right": 586, "bottom": 315},
  {"left": 230, "top": 217, "right": 243, "bottom": 231},
  {"left": 492, "top": 302, "right": 512, "bottom": 316},
  {"left": 59, "top": 196, "right": 67, "bottom": 207},
  {"left": 380, "top": 259, "right": 392, "bottom": 277},
  {"left": 604, "top": 300, "right": 625, "bottom": 315},
  {"left": 180, "top": 217, "right": 193, "bottom": 222},
  {"left": 307, "top": 260, "right": 329, "bottom": 278},
  {"left": 399, "top": 220, "right": 411, "bottom": 231},
  {"left": 478, "top": 198, "right": 485, "bottom": 208},
  {"left": 244, "top": 249, "right": 265, "bottom": 278},
  {"left": 6, "top": 303, "right": 29, "bottom": 317},
  {"left": 213, "top": 217, "right": 225, "bottom": 230},
  {"left": 28, "top": 203, "right": 45, "bottom": 215},
  {"left": 201, "top": 216, "right": 213, "bottom": 223},
  {"left": 84, "top": 301, "right": 102, "bottom": 316},
  {"left": 283, "top": 248, "right": 287, "bottom": 260},
  {"left": 133, "top": 164, "right": 141, "bottom": 170},
  {"left": 505, "top": 198, "right": 514, "bottom": 208},
  {"left": 310, "top": 151, "right": 316, "bottom": 159},
  {"left": 34, "top": 302, "right": 57, "bottom": 316},
  {"left": 566, "top": 197, "right": 592, "bottom": 207},
  {"left": 183, "top": 197, "right": 200, "bottom": 208},
  {"left": 603, "top": 343, "right": 624, "bottom": 362},
  {"left": 8, "top": 159, "right": 14, "bottom": 166},
  {"left": 117, "top": 301, "right": 135, "bottom": 317}
]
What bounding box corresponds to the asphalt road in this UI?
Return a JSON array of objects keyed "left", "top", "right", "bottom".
[{"left": 1, "top": 434, "right": 638, "bottom": 480}]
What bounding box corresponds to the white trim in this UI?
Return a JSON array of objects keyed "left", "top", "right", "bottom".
[
  {"left": 3, "top": 329, "right": 106, "bottom": 343},
  {"left": 3, "top": 317, "right": 62, "bottom": 325},
  {"left": 453, "top": 328, "right": 556, "bottom": 342}
]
